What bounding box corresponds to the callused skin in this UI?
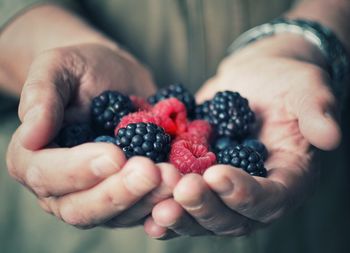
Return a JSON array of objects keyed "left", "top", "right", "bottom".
[{"left": 0, "top": 0, "right": 349, "bottom": 238}]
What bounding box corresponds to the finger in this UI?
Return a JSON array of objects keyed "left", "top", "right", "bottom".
[
  {"left": 18, "top": 50, "right": 79, "bottom": 150},
  {"left": 290, "top": 78, "right": 341, "bottom": 150},
  {"left": 39, "top": 157, "right": 161, "bottom": 227},
  {"left": 195, "top": 78, "right": 217, "bottom": 104},
  {"left": 204, "top": 165, "right": 290, "bottom": 223},
  {"left": 173, "top": 174, "right": 254, "bottom": 236},
  {"left": 152, "top": 198, "right": 211, "bottom": 236},
  {"left": 144, "top": 216, "right": 179, "bottom": 240},
  {"left": 7, "top": 133, "right": 126, "bottom": 197},
  {"left": 105, "top": 163, "right": 181, "bottom": 227}
]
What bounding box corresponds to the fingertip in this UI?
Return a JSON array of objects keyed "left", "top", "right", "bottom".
[
  {"left": 157, "top": 163, "right": 182, "bottom": 190},
  {"left": 18, "top": 104, "right": 63, "bottom": 150},
  {"left": 173, "top": 174, "right": 205, "bottom": 207},
  {"left": 299, "top": 109, "right": 341, "bottom": 150},
  {"left": 152, "top": 199, "right": 184, "bottom": 227},
  {"left": 85, "top": 142, "right": 127, "bottom": 171},
  {"left": 123, "top": 156, "right": 162, "bottom": 192},
  {"left": 144, "top": 216, "right": 168, "bottom": 239}
]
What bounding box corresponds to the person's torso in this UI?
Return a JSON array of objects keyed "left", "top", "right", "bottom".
[{"left": 79, "top": 0, "right": 294, "bottom": 92}]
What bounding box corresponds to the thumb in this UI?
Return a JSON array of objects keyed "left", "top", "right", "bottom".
[
  {"left": 296, "top": 86, "right": 341, "bottom": 150},
  {"left": 17, "top": 51, "right": 76, "bottom": 150}
]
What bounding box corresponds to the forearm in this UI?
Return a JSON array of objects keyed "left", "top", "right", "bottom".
[
  {"left": 287, "top": 0, "right": 350, "bottom": 54},
  {"left": 0, "top": 4, "right": 118, "bottom": 94}
]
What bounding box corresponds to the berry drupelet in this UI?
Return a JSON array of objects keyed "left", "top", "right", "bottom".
[
  {"left": 195, "top": 100, "right": 211, "bottom": 121},
  {"left": 217, "top": 145, "right": 267, "bottom": 177},
  {"left": 148, "top": 83, "right": 196, "bottom": 118},
  {"left": 91, "top": 90, "right": 135, "bottom": 134},
  {"left": 208, "top": 91, "right": 255, "bottom": 140},
  {"left": 242, "top": 138, "right": 268, "bottom": 161},
  {"left": 94, "top": 135, "right": 116, "bottom": 144},
  {"left": 115, "top": 123, "right": 171, "bottom": 163},
  {"left": 56, "top": 123, "right": 95, "bottom": 147}
]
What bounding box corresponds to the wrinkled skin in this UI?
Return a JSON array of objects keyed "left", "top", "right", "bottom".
[
  {"left": 143, "top": 35, "right": 341, "bottom": 239},
  {"left": 6, "top": 44, "right": 181, "bottom": 228},
  {"left": 6, "top": 35, "right": 340, "bottom": 236}
]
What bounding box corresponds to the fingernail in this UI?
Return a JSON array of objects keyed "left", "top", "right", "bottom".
[
  {"left": 23, "top": 106, "right": 41, "bottom": 122},
  {"left": 91, "top": 155, "right": 119, "bottom": 177},
  {"left": 214, "top": 177, "right": 234, "bottom": 197}
]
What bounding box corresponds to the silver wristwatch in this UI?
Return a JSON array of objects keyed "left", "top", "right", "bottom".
[{"left": 228, "top": 18, "right": 349, "bottom": 99}]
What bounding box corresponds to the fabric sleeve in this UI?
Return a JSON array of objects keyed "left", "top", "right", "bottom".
[{"left": 0, "top": 0, "right": 78, "bottom": 32}]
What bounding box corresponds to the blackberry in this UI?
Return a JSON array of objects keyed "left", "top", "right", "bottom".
[
  {"left": 56, "top": 123, "right": 94, "bottom": 147},
  {"left": 217, "top": 145, "right": 267, "bottom": 177},
  {"left": 212, "top": 136, "right": 238, "bottom": 153},
  {"left": 242, "top": 138, "right": 268, "bottom": 161},
  {"left": 94, "top": 135, "right": 116, "bottom": 144},
  {"left": 91, "top": 90, "right": 135, "bottom": 134},
  {"left": 115, "top": 122, "right": 171, "bottom": 163},
  {"left": 195, "top": 100, "right": 211, "bottom": 121},
  {"left": 148, "top": 83, "right": 196, "bottom": 117},
  {"left": 208, "top": 91, "right": 255, "bottom": 139}
]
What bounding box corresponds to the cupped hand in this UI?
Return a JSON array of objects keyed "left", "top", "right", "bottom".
[
  {"left": 144, "top": 34, "right": 341, "bottom": 239},
  {"left": 6, "top": 43, "right": 181, "bottom": 228}
]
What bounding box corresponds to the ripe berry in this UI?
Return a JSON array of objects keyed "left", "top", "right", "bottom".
[
  {"left": 242, "top": 138, "right": 268, "bottom": 161},
  {"left": 152, "top": 98, "right": 188, "bottom": 136},
  {"left": 170, "top": 140, "right": 216, "bottom": 174},
  {"left": 217, "top": 145, "right": 267, "bottom": 177},
  {"left": 195, "top": 100, "right": 211, "bottom": 121},
  {"left": 208, "top": 91, "right": 255, "bottom": 139},
  {"left": 148, "top": 83, "right": 196, "bottom": 117},
  {"left": 56, "top": 123, "right": 94, "bottom": 147},
  {"left": 115, "top": 123, "right": 171, "bottom": 163},
  {"left": 91, "top": 90, "right": 135, "bottom": 134}
]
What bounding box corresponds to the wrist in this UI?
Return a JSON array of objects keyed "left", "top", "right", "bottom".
[{"left": 230, "top": 33, "right": 328, "bottom": 70}]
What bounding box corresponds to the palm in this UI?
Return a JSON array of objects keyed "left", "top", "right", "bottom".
[
  {"left": 143, "top": 54, "right": 339, "bottom": 239},
  {"left": 196, "top": 56, "right": 320, "bottom": 207}
]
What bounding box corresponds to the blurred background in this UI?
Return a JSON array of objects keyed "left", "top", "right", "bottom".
[{"left": 1, "top": 0, "right": 350, "bottom": 252}]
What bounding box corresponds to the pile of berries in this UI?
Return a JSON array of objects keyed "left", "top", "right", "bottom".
[{"left": 55, "top": 83, "right": 268, "bottom": 177}]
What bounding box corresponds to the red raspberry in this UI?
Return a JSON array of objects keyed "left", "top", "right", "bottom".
[
  {"left": 130, "top": 95, "right": 152, "bottom": 111},
  {"left": 187, "top": 120, "right": 212, "bottom": 139},
  {"left": 115, "top": 111, "right": 161, "bottom": 135},
  {"left": 170, "top": 140, "right": 216, "bottom": 174},
  {"left": 174, "top": 132, "right": 208, "bottom": 147},
  {"left": 152, "top": 98, "right": 188, "bottom": 136},
  {"left": 174, "top": 120, "right": 212, "bottom": 147}
]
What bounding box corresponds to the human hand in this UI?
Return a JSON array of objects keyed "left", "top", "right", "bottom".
[
  {"left": 6, "top": 43, "right": 181, "bottom": 228},
  {"left": 144, "top": 34, "right": 341, "bottom": 239}
]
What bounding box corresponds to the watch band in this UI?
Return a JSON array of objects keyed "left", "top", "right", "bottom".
[{"left": 228, "top": 18, "right": 350, "bottom": 99}]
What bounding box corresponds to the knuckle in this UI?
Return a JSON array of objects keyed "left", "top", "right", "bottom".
[
  {"left": 60, "top": 202, "right": 92, "bottom": 227},
  {"left": 26, "top": 166, "right": 50, "bottom": 197},
  {"left": 231, "top": 223, "right": 252, "bottom": 236},
  {"left": 44, "top": 47, "right": 86, "bottom": 77},
  {"left": 104, "top": 188, "right": 128, "bottom": 212},
  {"left": 216, "top": 222, "right": 252, "bottom": 236},
  {"left": 232, "top": 185, "right": 257, "bottom": 212},
  {"left": 99, "top": 145, "right": 125, "bottom": 169},
  {"left": 65, "top": 169, "right": 83, "bottom": 191}
]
